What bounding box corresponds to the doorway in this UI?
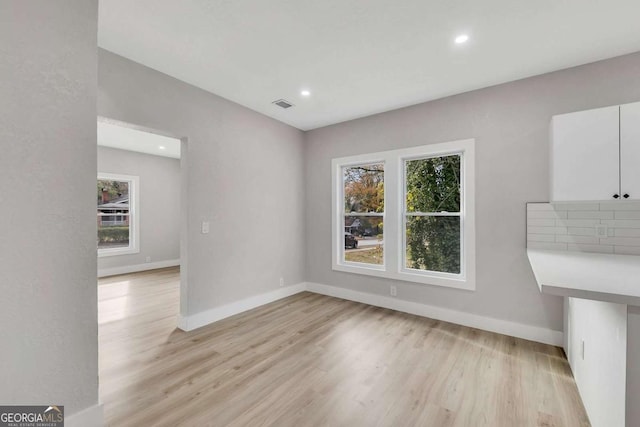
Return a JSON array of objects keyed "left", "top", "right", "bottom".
[
  {"left": 96, "top": 117, "right": 188, "bottom": 421},
  {"left": 96, "top": 118, "right": 184, "bottom": 278}
]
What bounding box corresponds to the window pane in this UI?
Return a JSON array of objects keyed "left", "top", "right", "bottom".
[
  {"left": 406, "top": 155, "right": 460, "bottom": 213},
  {"left": 405, "top": 216, "right": 460, "bottom": 274},
  {"left": 344, "top": 216, "right": 384, "bottom": 265},
  {"left": 344, "top": 163, "right": 384, "bottom": 213},
  {"left": 97, "top": 179, "right": 131, "bottom": 249}
]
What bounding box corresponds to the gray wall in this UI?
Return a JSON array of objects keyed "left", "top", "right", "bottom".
[
  {"left": 0, "top": 0, "right": 99, "bottom": 416},
  {"left": 98, "top": 49, "right": 306, "bottom": 316},
  {"left": 98, "top": 146, "right": 180, "bottom": 272},
  {"left": 305, "top": 52, "right": 640, "bottom": 332}
]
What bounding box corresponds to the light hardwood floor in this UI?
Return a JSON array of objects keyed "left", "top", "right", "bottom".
[{"left": 99, "top": 268, "right": 589, "bottom": 427}]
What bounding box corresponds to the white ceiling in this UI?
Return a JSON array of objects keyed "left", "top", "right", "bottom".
[
  {"left": 98, "top": 120, "right": 181, "bottom": 159},
  {"left": 98, "top": 0, "right": 640, "bottom": 131}
]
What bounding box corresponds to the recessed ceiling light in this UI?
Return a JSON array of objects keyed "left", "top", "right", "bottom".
[
  {"left": 158, "top": 146, "right": 166, "bottom": 150},
  {"left": 300, "top": 90, "right": 311, "bottom": 97},
  {"left": 455, "top": 34, "right": 469, "bottom": 44}
]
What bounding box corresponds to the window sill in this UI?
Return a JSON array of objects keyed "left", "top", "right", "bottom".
[
  {"left": 332, "top": 263, "right": 475, "bottom": 291},
  {"left": 98, "top": 247, "right": 139, "bottom": 258}
]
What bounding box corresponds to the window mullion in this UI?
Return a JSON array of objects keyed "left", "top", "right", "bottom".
[
  {"left": 383, "top": 154, "right": 398, "bottom": 273},
  {"left": 404, "top": 212, "right": 461, "bottom": 217},
  {"left": 345, "top": 212, "right": 385, "bottom": 217}
]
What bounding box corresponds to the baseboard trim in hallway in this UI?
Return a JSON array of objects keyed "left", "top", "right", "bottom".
[{"left": 98, "top": 258, "right": 180, "bottom": 278}]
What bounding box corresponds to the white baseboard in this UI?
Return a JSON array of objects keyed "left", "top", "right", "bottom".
[
  {"left": 98, "top": 258, "right": 180, "bottom": 278},
  {"left": 305, "top": 282, "right": 563, "bottom": 346},
  {"left": 176, "top": 280, "right": 562, "bottom": 346},
  {"left": 66, "top": 403, "right": 104, "bottom": 427},
  {"left": 178, "top": 283, "right": 307, "bottom": 331}
]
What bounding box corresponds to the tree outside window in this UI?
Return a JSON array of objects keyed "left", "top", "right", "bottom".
[{"left": 405, "top": 155, "right": 461, "bottom": 274}]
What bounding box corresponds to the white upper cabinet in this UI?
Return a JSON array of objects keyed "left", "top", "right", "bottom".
[
  {"left": 551, "top": 105, "right": 620, "bottom": 201},
  {"left": 620, "top": 102, "right": 640, "bottom": 200}
]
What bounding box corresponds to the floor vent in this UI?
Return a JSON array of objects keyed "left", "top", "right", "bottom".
[{"left": 272, "top": 99, "right": 294, "bottom": 109}]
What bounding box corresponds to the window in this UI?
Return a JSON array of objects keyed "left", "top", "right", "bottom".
[
  {"left": 343, "top": 163, "right": 384, "bottom": 266},
  {"left": 97, "top": 173, "right": 140, "bottom": 257},
  {"left": 404, "top": 155, "right": 461, "bottom": 275},
  {"left": 332, "top": 139, "right": 475, "bottom": 290}
]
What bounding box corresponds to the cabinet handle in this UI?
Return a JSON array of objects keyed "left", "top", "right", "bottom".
[
  {"left": 624, "top": 194, "right": 630, "bottom": 199},
  {"left": 614, "top": 194, "right": 620, "bottom": 199}
]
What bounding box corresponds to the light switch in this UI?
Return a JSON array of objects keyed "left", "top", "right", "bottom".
[{"left": 201, "top": 221, "right": 210, "bottom": 234}]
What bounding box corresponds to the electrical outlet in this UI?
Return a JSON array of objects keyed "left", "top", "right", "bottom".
[
  {"left": 145, "top": 256, "right": 151, "bottom": 263},
  {"left": 279, "top": 277, "right": 284, "bottom": 287},
  {"left": 595, "top": 224, "right": 608, "bottom": 238},
  {"left": 201, "top": 221, "right": 210, "bottom": 234},
  {"left": 390, "top": 285, "right": 397, "bottom": 297}
]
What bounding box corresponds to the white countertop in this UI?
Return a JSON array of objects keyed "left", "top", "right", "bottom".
[{"left": 527, "top": 249, "right": 640, "bottom": 306}]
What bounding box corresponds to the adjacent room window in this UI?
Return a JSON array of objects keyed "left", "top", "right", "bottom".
[
  {"left": 97, "top": 173, "right": 140, "bottom": 257},
  {"left": 332, "top": 139, "right": 475, "bottom": 290}
]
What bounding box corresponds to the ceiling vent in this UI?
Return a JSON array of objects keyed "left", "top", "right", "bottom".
[{"left": 272, "top": 99, "right": 294, "bottom": 109}]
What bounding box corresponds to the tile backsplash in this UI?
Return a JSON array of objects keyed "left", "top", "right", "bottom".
[{"left": 527, "top": 201, "right": 640, "bottom": 256}]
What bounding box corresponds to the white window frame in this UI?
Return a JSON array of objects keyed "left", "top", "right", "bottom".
[
  {"left": 97, "top": 173, "right": 140, "bottom": 257},
  {"left": 331, "top": 139, "right": 475, "bottom": 290},
  {"left": 337, "top": 157, "right": 387, "bottom": 272}
]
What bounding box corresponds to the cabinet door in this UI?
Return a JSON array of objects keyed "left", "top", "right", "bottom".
[
  {"left": 551, "top": 105, "right": 620, "bottom": 201},
  {"left": 621, "top": 101, "right": 640, "bottom": 200}
]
